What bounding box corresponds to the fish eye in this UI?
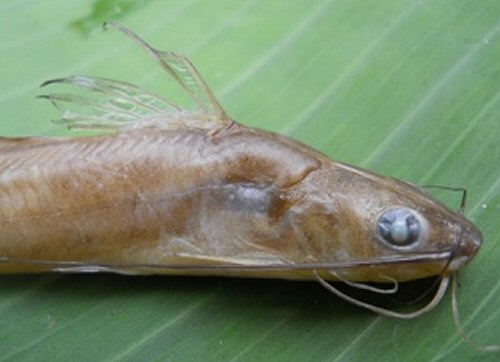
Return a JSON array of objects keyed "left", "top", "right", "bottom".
[{"left": 377, "top": 208, "right": 421, "bottom": 248}]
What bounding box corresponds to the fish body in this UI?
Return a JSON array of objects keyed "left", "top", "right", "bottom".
[
  {"left": 0, "top": 124, "right": 481, "bottom": 282},
  {"left": 0, "top": 23, "right": 482, "bottom": 288}
]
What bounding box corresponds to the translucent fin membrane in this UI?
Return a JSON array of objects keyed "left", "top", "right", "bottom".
[
  {"left": 39, "top": 75, "right": 228, "bottom": 131},
  {"left": 39, "top": 76, "right": 188, "bottom": 130},
  {"left": 103, "top": 21, "right": 229, "bottom": 123},
  {"left": 39, "top": 22, "right": 232, "bottom": 132}
]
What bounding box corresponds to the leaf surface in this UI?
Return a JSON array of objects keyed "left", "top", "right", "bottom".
[{"left": 0, "top": 1, "right": 499, "bottom": 361}]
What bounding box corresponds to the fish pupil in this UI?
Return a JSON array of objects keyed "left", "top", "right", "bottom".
[{"left": 390, "top": 218, "right": 409, "bottom": 243}]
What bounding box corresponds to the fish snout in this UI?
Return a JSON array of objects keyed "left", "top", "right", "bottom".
[{"left": 448, "top": 223, "right": 483, "bottom": 272}]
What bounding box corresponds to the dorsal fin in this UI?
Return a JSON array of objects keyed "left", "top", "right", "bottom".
[{"left": 39, "top": 22, "right": 232, "bottom": 132}]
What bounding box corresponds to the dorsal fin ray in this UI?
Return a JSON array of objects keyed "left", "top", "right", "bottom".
[
  {"left": 104, "top": 21, "right": 229, "bottom": 122},
  {"left": 39, "top": 22, "right": 231, "bottom": 132}
]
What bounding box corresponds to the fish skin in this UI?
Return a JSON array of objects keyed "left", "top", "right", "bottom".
[{"left": 0, "top": 122, "right": 482, "bottom": 281}]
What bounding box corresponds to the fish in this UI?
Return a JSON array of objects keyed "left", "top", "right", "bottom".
[{"left": 0, "top": 22, "right": 486, "bottom": 322}]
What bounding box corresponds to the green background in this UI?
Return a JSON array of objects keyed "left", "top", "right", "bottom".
[{"left": 0, "top": 0, "right": 499, "bottom": 361}]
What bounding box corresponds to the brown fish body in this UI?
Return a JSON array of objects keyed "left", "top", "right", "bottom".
[
  {"left": 0, "top": 125, "right": 320, "bottom": 276},
  {"left": 0, "top": 122, "right": 481, "bottom": 282},
  {"left": 0, "top": 23, "right": 482, "bottom": 287}
]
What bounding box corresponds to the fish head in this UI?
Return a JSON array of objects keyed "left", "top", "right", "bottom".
[{"left": 288, "top": 162, "right": 483, "bottom": 282}]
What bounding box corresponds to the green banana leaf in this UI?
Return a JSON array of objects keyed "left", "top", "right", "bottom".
[{"left": 0, "top": 1, "right": 498, "bottom": 361}]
